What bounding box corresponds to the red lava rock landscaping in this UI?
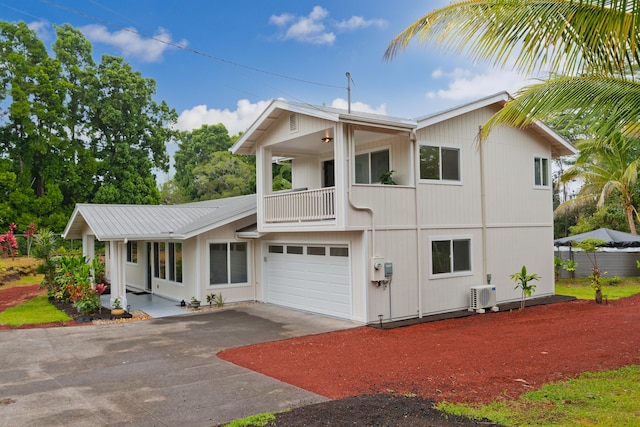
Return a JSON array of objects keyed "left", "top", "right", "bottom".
[
  {"left": 0, "top": 283, "right": 84, "bottom": 330},
  {"left": 218, "top": 295, "right": 640, "bottom": 405}
]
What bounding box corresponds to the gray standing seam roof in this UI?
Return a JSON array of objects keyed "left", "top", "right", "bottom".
[{"left": 64, "top": 194, "right": 256, "bottom": 241}]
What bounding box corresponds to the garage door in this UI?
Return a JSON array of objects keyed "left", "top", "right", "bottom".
[{"left": 265, "top": 243, "right": 351, "bottom": 319}]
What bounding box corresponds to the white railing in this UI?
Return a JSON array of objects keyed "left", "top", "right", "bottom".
[{"left": 265, "top": 187, "right": 336, "bottom": 223}]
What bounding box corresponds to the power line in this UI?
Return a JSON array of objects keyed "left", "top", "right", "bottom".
[{"left": 41, "top": 0, "right": 346, "bottom": 90}]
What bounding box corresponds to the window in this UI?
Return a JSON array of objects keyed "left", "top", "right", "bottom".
[
  {"left": 431, "top": 238, "right": 471, "bottom": 276},
  {"left": 420, "top": 145, "right": 460, "bottom": 181},
  {"left": 287, "top": 245, "right": 303, "bottom": 254},
  {"left": 153, "top": 242, "right": 182, "bottom": 282},
  {"left": 126, "top": 241, "right": 137, "bottom": 264},
  {"left": 307, "top": 246, "right": 326, "bottom": 256},
  {"left": 168, "top": 243, "right": 182, "bottom": 283},
  {"left": 330, "top": 247, "right": 349, "bottom": 257},
  {"left": 153, "top": 242, "right": 166, "bottom": 279},
  {"left": 355, "top": 149, "right": 390, "bottom": 184},
  {"left": 209, "top": 242, "right": 248, "bottom": 286},
  {"left": 534, "top": 157, "right": 549, "bottom": 187}
]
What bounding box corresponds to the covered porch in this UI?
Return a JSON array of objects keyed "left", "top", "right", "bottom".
[{"left": 100, "top": 291, "right": 186, "bottom": 318}]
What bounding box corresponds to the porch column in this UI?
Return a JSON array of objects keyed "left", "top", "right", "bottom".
[
  {"left": 82, "top": 234, "right": 96, "bottom": 282},
  {"left": 109, "top": 241, "right": 128, "bottom": 309},
  {"left": 82, "top": 234, "right": 95, "bottom": 261}
]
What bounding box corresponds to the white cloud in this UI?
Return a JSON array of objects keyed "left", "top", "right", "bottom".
[
  {"left": 28, "top": 20, "right": 52, "bottom": 41},
  {"left": 330, "top": 98, "right": 387, "bottom": 115},
  {"left": 270, "top": 6, "right": 385, "bottom": 45},
  {"left": 427, "top": 67, "right": 531, "bottom": 101},
  {"left": 335, "top": 16, "right": 386, "bottom": 31},
  {"left": 80, "top": 25, "right": 187, "bottom": 62},
  {"left": 175, "top": 99, "right": 273, "bottom": 136}
]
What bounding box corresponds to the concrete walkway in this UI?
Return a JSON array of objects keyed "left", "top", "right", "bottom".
[
  {"left": 0, "top": 304, "right": 356, "bottom": 427},
  {"left": 101, "top": 292, "right": 186, "bottom": 318}
]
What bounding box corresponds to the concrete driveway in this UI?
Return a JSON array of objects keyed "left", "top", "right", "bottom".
[{"left": 0, "top": 304, "right": 355, "bottom": 427}]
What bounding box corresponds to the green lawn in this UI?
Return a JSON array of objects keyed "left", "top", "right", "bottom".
[
  {"left": 0, "top": 295, "right": 71, "bottom": 326},
  {"left": 555, "top": 276, "right": 640, "bottom": 300},
  {"left": 438, "top": 366, "right": 640, "bottom": 426}
]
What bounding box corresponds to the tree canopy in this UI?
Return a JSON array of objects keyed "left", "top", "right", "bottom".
[{"left": 0, "top": 21, "right": 177, "bottom": 232}]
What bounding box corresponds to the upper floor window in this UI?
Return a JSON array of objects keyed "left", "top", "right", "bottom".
[
  {"left": 355, "top": 148, "right": 390, "bottom": 184},
  {"left": 430, "top": 237, "right": 472, "bottom": 277},
  {"left": 420, "top": 145, "right": 461, "bottom": 182},
  {"left": 534, "top": 156, "right": 549, "bottom": 187}
]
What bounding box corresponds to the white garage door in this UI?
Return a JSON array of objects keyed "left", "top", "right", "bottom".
[{"left": 265, "top": 243, "right": 351, "bottom": 319}]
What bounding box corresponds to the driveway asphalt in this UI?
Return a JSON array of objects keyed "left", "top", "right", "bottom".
[{"left": 0, "top": 303, "right": 356, "bottom": 427}]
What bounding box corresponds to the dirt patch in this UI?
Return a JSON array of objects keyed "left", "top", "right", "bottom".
[
  {"left": 219, "top": 295, "right": 640, "bottom": 406},
  {"left": 249, "top": 394, "right": 502, "bottom": 427},
  {"left": 0, "top": 283, "right": 45, "bottom": 312}
]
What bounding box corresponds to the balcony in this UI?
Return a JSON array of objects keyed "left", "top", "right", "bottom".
[{"left": 264, "top": 187, "right": 336, "bottom": 223}]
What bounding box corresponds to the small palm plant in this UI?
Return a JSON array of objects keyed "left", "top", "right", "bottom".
[{"left": 510, "top": 265, "right": 539, "bottom": 310}]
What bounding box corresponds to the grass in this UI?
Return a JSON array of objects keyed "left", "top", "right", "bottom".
[
  {"left": 0, "top": 295, "right": 71, "bottom": 326},
  {"left": 555, "top": 276, "right": 640, "bottom": 300},
  {"left": 437, "top": 365, "right": 640, "bottom": 426},
  {"left": 0, "top": 256, "right": 43, "bottom": 289},
  {"left": 223, "top": 413, "right": 275, "bottom": 427}
]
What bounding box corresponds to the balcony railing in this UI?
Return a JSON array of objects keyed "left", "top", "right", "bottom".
[{"left": 264, "top": 187, "right": 336, "bottom": 223}]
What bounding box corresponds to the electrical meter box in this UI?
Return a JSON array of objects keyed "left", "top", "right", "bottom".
[
  {"left": 370, "top": 257, "right": 385, "bottom": 282},
  {"left": 384, "top": 262, "right": 393, "bottom": 278}
]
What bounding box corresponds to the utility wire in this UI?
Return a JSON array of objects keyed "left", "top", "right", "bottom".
[{"left": 41, "top": 0, "right": 346, "bottom": 90}]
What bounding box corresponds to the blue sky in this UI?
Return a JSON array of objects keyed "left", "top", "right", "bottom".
[{"left": 4, "top": 1, "right": 534, "bottom": 139}]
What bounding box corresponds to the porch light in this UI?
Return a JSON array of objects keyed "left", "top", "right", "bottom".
[{"left": 321, "top": 136, "right": 333, "bottom": 143}]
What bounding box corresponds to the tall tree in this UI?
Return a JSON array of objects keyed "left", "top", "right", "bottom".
[
  {"left": 52, "top": 24, "right": 98, "bottom": 207},
  {"left": 0, "top": 21, "right": 69, "bottom": 230},
  {"left": 88, "top": 55, "right": 176, "bottom": 204},
  {"left": 191, "top": 151, "right": 255, "bottom": 200},
  {"left": 174, "top": 124, "right": 233, "bottom": 200},
  {"left": 384, "top": 1, "right": 640, "bottom": 144},
  {"left": 558, "top": 133, "right": 640, "bottom": 233},
  {"left": 0, "top": 21, "right": 177, "bottom": 231}
]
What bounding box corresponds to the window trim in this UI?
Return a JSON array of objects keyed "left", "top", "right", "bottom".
[
  {"left": 353, "top": 145, "right": 392, "bottom": 185},
  {"left": 206, "top": 239, "right": 251, "bottom": 289},
  {"left": 153, "top": 241, "right": 183, "bottom": 284},
  {"left": 533, "top": 155, "right": 550, "bottom": 188},
  {"left": 418, "top": 143, "right": 463, "bottom": 185},
  {"left": 126, "top": 241, "right": 138, "bottom": 265},
  {"left": 428, "top": 235, "right": 473, "bottom": 279}
]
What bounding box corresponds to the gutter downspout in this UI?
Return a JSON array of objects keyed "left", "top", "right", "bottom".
[
  {"left": 479, "top": 126, "right": 488, "bottom": 284},
  {"left": 345, "top": 124, "right": 377, "bottom": 318},
  {"left": 412, "top": 130, "right": 422, "bottom": 318}
]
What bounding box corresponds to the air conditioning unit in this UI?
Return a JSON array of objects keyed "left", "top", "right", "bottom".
[{"left": 469, "top": 285, "right": 499, "bottom": 313}]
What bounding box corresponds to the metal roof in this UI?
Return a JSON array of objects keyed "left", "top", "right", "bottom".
[{"left": 63, "top": 194, "right": 256, "bottom": 241}]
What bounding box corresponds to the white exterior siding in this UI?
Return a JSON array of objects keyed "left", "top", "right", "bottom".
[{"left": 421, "top": 228, "right": 485, "bottom": 314}]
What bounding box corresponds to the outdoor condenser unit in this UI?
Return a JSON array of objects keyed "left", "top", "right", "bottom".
[{"left": 469, "top": 285, "right": 499, "bottom": 313}]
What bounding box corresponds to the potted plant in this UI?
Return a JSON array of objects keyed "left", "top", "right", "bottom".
[
  {"left": 379, "top": 170, "right": 396, "bottom": 185},
  {"left": 111, "top": 298, "right": 124, "bottom": 316},
  {"left": 190, "top": 296, "right": 201, "bottom": 310}
]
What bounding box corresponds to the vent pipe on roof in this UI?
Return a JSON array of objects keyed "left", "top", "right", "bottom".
[{"left": 346, "top": 72, "right": 352, "bottom": 114}]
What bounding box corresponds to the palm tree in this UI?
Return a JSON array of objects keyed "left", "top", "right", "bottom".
[
  {"left": 384, "top": 1, "right": 640, "bottom": 144},
  {"left": 558, "top": 133, "right": 640, "bottom": 233}
]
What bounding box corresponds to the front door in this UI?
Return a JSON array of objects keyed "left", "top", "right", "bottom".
[
  {"left": 323, "top": 160, "right": 335, "bottom": 187},
  {"left": 146, "top": 242, "right": 152, "bottom": 291}
]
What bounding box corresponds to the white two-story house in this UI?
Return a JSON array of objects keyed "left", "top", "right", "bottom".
[{"left": 63, "top": 92, "right": 576, "bottom": 324}]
